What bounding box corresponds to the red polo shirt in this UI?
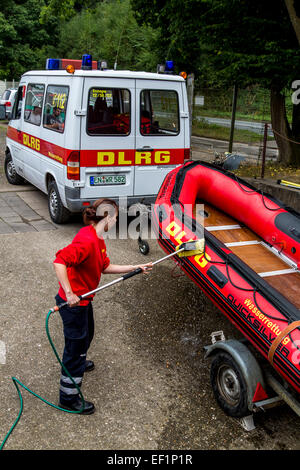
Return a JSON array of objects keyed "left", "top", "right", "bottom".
[{"left": 54, "top": 225, "right": 110, "bottom": 305}]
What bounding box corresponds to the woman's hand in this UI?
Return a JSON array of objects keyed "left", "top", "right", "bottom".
[
  {"left": 66, "top": 292, "right": 81, "bottom": 307},
  {"left": 103, "top": 262, "right": 153, "bottom": 275},
  {"left": 133, "top": 262, "right": 153, "bottom": 274}
]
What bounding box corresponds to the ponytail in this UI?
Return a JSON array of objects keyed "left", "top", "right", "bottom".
[{"left": 82, "top": 198, "right": 118, "bottom": 226}]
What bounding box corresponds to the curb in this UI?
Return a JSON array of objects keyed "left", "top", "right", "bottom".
[{"left": 0, "top": 185, "right": 37, "bottom": 193}]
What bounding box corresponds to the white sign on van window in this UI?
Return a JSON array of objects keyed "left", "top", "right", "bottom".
[{"left": 195, "top": 95, "right": 204, "bottom": 106}]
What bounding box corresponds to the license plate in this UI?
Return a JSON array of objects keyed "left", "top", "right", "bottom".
[{"left": 90, "top": 174, "right": 126, "bottom": 186}]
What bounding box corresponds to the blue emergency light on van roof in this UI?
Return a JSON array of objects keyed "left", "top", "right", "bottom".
[
  {"left": 157, "top": 60, "right": 175, "bottom": 74},
  {"left": 165, "top": 60, "right": 174, "bottom": 73},
  {"left": 82, "top": 54, "right": 92, "bottom": 70},
  {"left": 46, "top": 58, "right": 62, "bottom": 70}
]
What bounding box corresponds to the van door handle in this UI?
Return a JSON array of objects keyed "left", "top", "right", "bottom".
[{"left": 136, "top": 146, "right": 154, "bottom": 152}]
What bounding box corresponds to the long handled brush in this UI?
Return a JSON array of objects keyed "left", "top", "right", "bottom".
[{"left": 51, "top": 239, "right": 205, "bottom": 312}]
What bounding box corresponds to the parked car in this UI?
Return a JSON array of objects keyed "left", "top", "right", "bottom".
[{"left": 0, "top": 88, "right": 17, "bottom": 119}]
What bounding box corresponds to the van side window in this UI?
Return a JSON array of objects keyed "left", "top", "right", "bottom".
[
  {"left": 24, "top": 84, "right": 45, "bottom": 126},
  {"left": 43, "top": 85, "right": 69, "bottom": 133},
  {"left": 87, "top": 88, "right": 130, "bottom": 135},
  {"left": 10, "top": 86, "right": 24, "bottom": 120},
  {"left": 140, "top": 90, "right": 179, "bottom": 136}
]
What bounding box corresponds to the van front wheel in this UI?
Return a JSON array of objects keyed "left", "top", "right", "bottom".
[
  {"left": 48, "top": 181, "right": 71, "bottom": 224},
  {"left": 5, "top": 153, "right": 25, "bottom": 185}
]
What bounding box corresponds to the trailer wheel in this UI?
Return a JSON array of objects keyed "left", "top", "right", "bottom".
[
  {"left": 48, "top": 181, "right": 71, "bottom": 224},
  {"left": 210, "top": 351, "right": 250, "bottom": 418},
  {"left": 5, "top": 153, "right": 25, "bottom": 185},
  {"left": 138, "top": 238, "right": 149, "bottom": 255}
]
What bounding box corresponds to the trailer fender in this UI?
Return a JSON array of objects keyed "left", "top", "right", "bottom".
[{"left": 204, "top": 339, "right": 266, "bottom": 411}]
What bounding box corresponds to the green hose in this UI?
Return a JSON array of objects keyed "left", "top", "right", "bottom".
[{"left": 0, "top": 309, "right": 85, "bottom": 450}]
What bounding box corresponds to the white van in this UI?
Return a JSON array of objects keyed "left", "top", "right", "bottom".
[{"left": 5, "top": 56, "right": 190, "bottom": 223}]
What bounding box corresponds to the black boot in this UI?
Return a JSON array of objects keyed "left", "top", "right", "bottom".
[
  {"left": 85, "top": 360, "right": 95, "bottom": 372},
  {"left": 59, "top": 398, "right": 95, "bottom": 415}
]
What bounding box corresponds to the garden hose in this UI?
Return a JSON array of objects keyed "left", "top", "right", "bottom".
[{"left": 0, "top": 308, "right": 85, "bottom": 451}]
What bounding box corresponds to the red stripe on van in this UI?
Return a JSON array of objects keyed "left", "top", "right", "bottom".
[
  {"left": 7, "top": 126, "right": 187, "bottom": 167},
  {"left": 7, "top": 126, "right": 69, "bottom": 164}
]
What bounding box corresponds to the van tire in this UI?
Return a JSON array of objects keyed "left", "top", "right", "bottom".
[
  {"left": 48, "top": 181, "right": 71, "bottom": 224},
  {"left": 5, "top": 153, "right": 25, "bottom": 185}
]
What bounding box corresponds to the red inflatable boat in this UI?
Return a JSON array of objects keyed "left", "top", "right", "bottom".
[{"left": 152, "top": 161, "right": 300, "bottom": 399}]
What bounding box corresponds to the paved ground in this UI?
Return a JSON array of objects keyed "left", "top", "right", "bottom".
[
  {"left": 0, "top": 125, "right": 299, "bottom": 451},
  {"left": 0, "top": 189, "right": 57, "bottom": 234}
]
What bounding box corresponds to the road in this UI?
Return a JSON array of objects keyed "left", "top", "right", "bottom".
[
  {"left": 191, "top": 135, "right": 278, "bottom": 162},
  {"left": 196, "top": 115, "right": 274, "bottom": 137}
]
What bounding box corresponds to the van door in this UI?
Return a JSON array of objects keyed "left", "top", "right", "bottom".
[
  {"left": 80, "top": 77, "right": 135, "bottom": 200},
  {"left": 40, "top": 80, "right": 71, "bottom": 195},
  {"left": 22, "top": 82, "right": 45, "bottom": 189},
  {"left": 134, "top": 79, "right": 186, "bottom": 197}
]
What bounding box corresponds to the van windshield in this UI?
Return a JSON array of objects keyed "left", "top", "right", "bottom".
[{"left": 87, "top": 88, "right": 130, "bottom": 135}]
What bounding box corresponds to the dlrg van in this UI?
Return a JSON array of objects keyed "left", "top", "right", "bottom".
[{"left": 5, "top": 56, "right": 190, "bottom": 223}]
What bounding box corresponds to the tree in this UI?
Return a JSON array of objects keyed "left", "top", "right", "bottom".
[
  {"left": 40, "top": 0, "right": 98, "bottom": 24},
  {"left": 284, "top": 0, "right": 300, "bottom": 45},
  {"left": 132, "top": 0, "right": 300, "bottom": 166},
  {"left": 56, "top": 0, "right": 160, "bottom": 73},
  {"left": 0, "top": 0, "right": 58, "bottom": 80}
]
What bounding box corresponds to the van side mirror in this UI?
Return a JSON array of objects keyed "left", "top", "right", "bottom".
[{"left": 0, "top": 105, "right": 5, "bottom": 120}]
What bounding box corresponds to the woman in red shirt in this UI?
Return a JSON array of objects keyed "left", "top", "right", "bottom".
[{"left": 53, "top": 198, "right": 152, "bottom": 414}]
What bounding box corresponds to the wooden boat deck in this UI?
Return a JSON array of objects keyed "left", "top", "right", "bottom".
[{"left": 193, "top": 202, "right": 300, "bottom": 309}]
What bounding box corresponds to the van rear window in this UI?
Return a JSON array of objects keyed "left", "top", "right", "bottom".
[
  {"left": 1, "top": 90, "right": 11, "bottom": 100},
  {"left": 43, "top": 85, "right": 69, "bottom": 133},
  {"left": 140, "top": 90, "right": 179, "bottom": 136},
  {"left": 87, "top": 88, "right": 130, "bottom": 136}
]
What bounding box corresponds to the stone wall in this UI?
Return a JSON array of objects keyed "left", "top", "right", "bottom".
[{"left": 245, "top": 178, "right": 300, "bottom": 213}]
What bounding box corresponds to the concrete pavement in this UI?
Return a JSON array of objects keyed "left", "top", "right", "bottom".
[{"left": 0, "top": 190, "right": 56, "bottom": 234}]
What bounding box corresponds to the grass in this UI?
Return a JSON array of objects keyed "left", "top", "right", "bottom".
[
  {"left": 194, "top": 107, "right": 271, "bottom": 123},
  {"left": 234, "top": 162, "right": 300, "bottom": 184}
]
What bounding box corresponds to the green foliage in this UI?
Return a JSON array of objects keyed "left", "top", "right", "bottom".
[
  {"left": 0, "top": 0, "right": 58, "bottom": 80},
  {"left": 131, "top": 0, "right": 300, "bottom": 164},
  {"left": 0, "top": 0, "right": 160, "bottom": 79},
  {"left": 131, "top": 0, "right": 300, "bottom": 90},
  {"left": 40, "top": 0, "right": 77, "bottom": 24},
  {"left": 57, "top": 0, "right": 160, "bottom": 72},
  {"left": 40, "top": 0, "right": 98, "bottom": 24}
]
